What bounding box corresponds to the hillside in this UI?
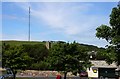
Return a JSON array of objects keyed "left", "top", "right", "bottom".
[
  {"left": 1, "top": 40, "right": 105, "bottom": 53},
  {"left": 1, "top": 40, "right": 45, "bottom": 46},
  {"left": 1, "top": 40, "right": 104, "bottom": 49},
  {"left": 1, "top": 40, "right": 106, "bottom": 62}
]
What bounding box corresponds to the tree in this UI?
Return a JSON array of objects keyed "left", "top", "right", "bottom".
[
  {"left": 48, "top": 41, "right": 91, "bottom": 79},
  {"left": 2, "top": 43, "right": 32, "bottom": 79},
  {"left": 22, "top": 44, "right": 49, "bottom": 70},
  {"left": 96, "top": 3, "right": 120, "bottom": 65}
]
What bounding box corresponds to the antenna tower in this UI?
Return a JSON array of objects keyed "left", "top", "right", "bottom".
[{"left": 28, "top": 7, "right": 30, "bottom": 41}]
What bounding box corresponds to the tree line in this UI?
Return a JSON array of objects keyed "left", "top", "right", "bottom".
[{"left": 2, "top": 41, "right": 105, "bottom": 79}]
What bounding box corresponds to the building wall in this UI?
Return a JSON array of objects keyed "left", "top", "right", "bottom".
[
  {"left": 87, "top": 60, "right": 117, "bottom": 78},
  {"left": 87, "top": 67, "right": 98, "bottom": 78}
]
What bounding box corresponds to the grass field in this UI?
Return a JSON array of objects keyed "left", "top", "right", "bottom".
[{"left": 1, "top": 41, "right": 46, "bottom": 46}]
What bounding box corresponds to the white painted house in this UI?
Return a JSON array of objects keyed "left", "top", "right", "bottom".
[{"left": 87, "top": 60, "right": 118, "bottom": 78}]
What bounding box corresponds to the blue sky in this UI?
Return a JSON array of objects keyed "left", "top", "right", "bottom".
[{"left": 2, "top": 2, "right": 118, "bottom": 47}]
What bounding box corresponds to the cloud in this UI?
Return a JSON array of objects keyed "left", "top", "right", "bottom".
[{"left": 29, "top": 3, "right": 98, "bottom": 35}]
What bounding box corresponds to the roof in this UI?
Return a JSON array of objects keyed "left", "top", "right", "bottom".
[{"left": 90, "top": 60, "right": 117, "bottom": 68}]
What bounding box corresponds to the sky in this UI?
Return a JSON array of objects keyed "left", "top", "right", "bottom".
[{"left": 1, "top": 1, "right": 118, "bottom": 47}]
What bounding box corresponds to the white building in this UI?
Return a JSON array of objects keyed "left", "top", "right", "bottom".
[{"left": 87, "top": 60, "right": 118, "bottom": 78}]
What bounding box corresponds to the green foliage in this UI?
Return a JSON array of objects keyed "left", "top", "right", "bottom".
[
  {"left": 78, "top": 44, "right": 106, "bottom": 60},
  {"left": 95, "top": 48, "right": 106, "bottom": 60},
  {"left": 105, "top": 46, "right": 117, "bottom": 64},
  {"left": 31, "top": 61, "right": 49, "bottom": 70},
  {"left": 2, "top": 44, "right": 31, "bottom": 70},
  {"left": 2, "top": 43, "right": 32, "bottom": 79},
  {"left": 2, "top": 42, "right": 50, "bottom": 79},
  {"left": 22, "top": 44, "right": 49, "bottom": 63},
  {"left": 48, "top": 41, "right": 91, "bottom": 79},
  {"left": 2, "top": 42, "right": 50, "bottom": 72},
  {"left": 22, "top": 44, "right": 49, "bottom": 70},
  {"left": 110, "top": 5, "right": 120, "bottom": 28},
  {"left": 96, "top": 3, "right": 120, "bottom": 65},
  {"left": 2, "top": 40, "right": 106, "bottom": 73},
  {"left": 96, "top": 25, "right": 111, "bottom": 41}
]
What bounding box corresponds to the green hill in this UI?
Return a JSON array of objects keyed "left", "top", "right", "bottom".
[
  {"left": 1, "top": 40, "right": 106, "bottom": 60},
  {"left": 1, "top": 40, "right": 105, "bottom": 50},
  {"left": 1, "top": 40, "right": 45, "bottom": 46}
]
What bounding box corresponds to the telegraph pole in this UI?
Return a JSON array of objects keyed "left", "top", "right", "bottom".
[{"left": 28, "top": 7, "right": 30, "bottom": 41}]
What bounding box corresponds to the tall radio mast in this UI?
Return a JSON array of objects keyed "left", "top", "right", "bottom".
[{"left": 28, "top": 7, "right": 30, "bottom": 41}]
